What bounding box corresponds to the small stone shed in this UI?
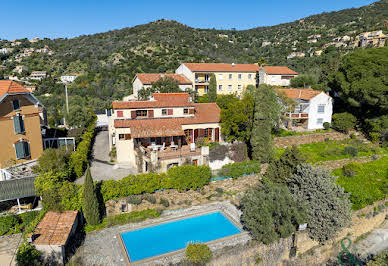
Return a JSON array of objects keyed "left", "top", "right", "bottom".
[{"left": 32, "top": 211, "right": 79, "bottom": 264}]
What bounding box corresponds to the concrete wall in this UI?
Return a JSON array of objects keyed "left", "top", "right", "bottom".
[
  {"left": 132, "top": 77, "right": 143, "bottom": 98},
  {"left": 307, "top": 93, "right": 333, "bottom": 130},
  {"left": 113, "top": 106, "right": 195, "bottom": 119},
  {"left": 265, "top": 74, "right": 295, "bottom": 86}
]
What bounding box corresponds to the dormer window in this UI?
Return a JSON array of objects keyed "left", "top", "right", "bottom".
[
  {"left": 12, "top": 100, "right": 20, "bottom": 110},
  {"left": 184, "top": 108, "right": 189, "bottom": 114}
]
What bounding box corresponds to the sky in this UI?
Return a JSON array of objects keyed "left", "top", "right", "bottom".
[{"left": 1, "top": 0, "right": 376, "bottom": 40}]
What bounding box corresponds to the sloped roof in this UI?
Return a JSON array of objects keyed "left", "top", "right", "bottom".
[
  {"left": 0, "top": 176, "right": 36, "bottom": 201},
  {"left": 264, "top": 66, "right": 298, "bottom": 75},
  {"left": 114, "top": 103, "right": 220, "bottom": 138},
  {"left": 112, "top": 93, "right": 195, "bottom": 109},
  {"left": 33, "top": 211, "right": 78, "bottom": 246},
  {"left": 183, "top": 63, "right": 259, "bottom": 72},
  {"left": 0, "top": 80, "right": 30, "bottom": 100},
  {"left": 276, "top": 88, "right": 327, "bottom": 100},
  {"left": 136, "top": 73, "right": 192, "bottom": 85}
]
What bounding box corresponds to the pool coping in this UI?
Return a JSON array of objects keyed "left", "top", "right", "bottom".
[{"left": 117, "top": 208, "right": 248, "bottom": 265}]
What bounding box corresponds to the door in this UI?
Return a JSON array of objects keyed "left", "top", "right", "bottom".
[{"left": 192, "top": 159, "right": 198, "bottom": 166}]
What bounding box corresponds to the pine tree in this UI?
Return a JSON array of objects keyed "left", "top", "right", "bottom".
[
  {"left": 208, "top": 74, "right": 217, "bottom": 102},
  {"left": 82, "top": 166, "right": 100, "bottom": 225},
  {"left": 250, "top": 85, "right": 280, "bottom": 163}
]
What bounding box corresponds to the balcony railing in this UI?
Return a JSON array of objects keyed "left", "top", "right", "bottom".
[{"left": 284, "top": 112, "right": 309, "bottom": 119}]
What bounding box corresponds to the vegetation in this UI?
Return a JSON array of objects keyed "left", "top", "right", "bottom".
[
  {"left": 82, "top": 167, "right": 100, "bottom": 225},
  {"left": 290, "top": 74, "right": 318, "bottom": 88},
  {"left": 288, "top": 164, "right": 352, "bottom": 243},
  {"left": 219, "top": 161, "right": 261, "bottom": 179},
  {"left": 331, "top": 112, "right": 357, "bottom": 133},
  {"left": 185, "top": 243, "right": 212, "bottom": 264},
  {"left": 208, "top": 73, "right": 217, "bottom": 102},
  {"left": 334, "top": 156, "right": 388, "bottom": 210},
  {"left": 367, "top": 250, "right": 388, "bottom": 266},
  {"left": 16, "top": 242, "right": 41, "bottom": 266},
  {"left": 35, "top": 148, "right": 73, "bottom": 178},
  {"left": 240, "top": 182, "right": 306, "bottom": 244},
  {"left": 265, "top": 146, "right": 305, "bottom": 184},
  {"left": 65, "top": 106, "right": 96, "bottom": 129},
  {"left": 250, "top": 85, "right": 281, "bottom": 162},
  {"left": 138, "top": 76, "right": 182, "bottom": 100},
  {"left": 0, "top": 212, "right": 40, "bottom": 236}
]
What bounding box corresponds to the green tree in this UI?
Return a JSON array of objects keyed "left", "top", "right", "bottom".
[
  {"left": 138, "top": 76, "right": 182, "bottom": 100},
  {"left": 16, "top": 242, "right": 41, "bottom": 266},
  {"left": 265, "top": 146, "right": 305, "bottom": 183},
  {"left": 240, "top": 182, "right": 306, "bottom": 244},
  {"left": 65, "top": 106, "right": 95, "bottom": 129},
  {"left": 82, "top": 166, "right": 100, "bottom": 225},
  {"left": 35, "top": 148, "right": 72, "bottom": 177},
  {"left": 250, "top": 85, "right": 281, "bottom": 162},
  {"left": 287, "top": 164, "right": 352, "bottom": 243},
  {"left": 185, "top": 243, "right": 212, "bottom": 264},
  {"left": 332, "top": 112, "right": 357, "bottom": 133},
  {"left": 290, "top": 74, "right": 318, "bottom": 88},
  {"left": 208, "top": 74, "right": 217, "bottom": 102}
]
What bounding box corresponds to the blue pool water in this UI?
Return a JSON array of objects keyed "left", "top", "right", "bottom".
[{"left": 120, "top": 211, "right": 241, "bottom": 262}]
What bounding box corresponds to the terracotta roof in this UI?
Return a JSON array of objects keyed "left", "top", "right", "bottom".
[
  {"left": 33, "top": 211, "right": 78, "bottom": 246},
  {"left": 136, "top": 73, "right": 192, "bottom": 85},
  {"left": 183, "top": 63, "right": 259, "bottom": 72},
  {"left": 114, "top": 103, "right": 220, "bottom": 138},
  {"left": 112, "top": 93, "right": 194, "bottom": 109},
  {"left": 0, "top": 80, "right": 29, "bottom": 99},
  {"left": 276, "top": 88, "right": 326, "bottom": 100},
  {"left": 264, "top": 66, "right": 298, "bottom": 75}
]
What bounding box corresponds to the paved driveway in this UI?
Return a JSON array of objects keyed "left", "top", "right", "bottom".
[{"left": 76, "top": 130, "right": 137, "bottom": 184}]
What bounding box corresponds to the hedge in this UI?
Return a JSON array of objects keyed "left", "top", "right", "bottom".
[
  {"left": 70, "top": 119, "right": 96, "bottom": 178},
  {"left": 218, "top": 161, "right": 261, "bottom": 179},
  {"left": 0, "top": 211, "right": 41, "bottom": 236}
]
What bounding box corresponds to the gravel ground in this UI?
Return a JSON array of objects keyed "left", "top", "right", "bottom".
[{"left": 355, "top": 220, "right": 388, "bottom": 259}]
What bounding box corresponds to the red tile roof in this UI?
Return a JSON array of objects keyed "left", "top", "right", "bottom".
[
  {"left": 112, "top": 93, "right": 195, "bottom": 109},
  {"left": 0, "top": 80, "right": 29, "bottom": 99},
  {"left": 264, "top": 66, "right": 298, "bottom": 75},
  {"left": 136, "top": 73, "right": 192, "bottom": 85},
  {"left": 114, "top": 103, "right": 220, "bottom": 138},
  {"left": 183, "top": 63, "right": 259, "bottom": 72},
  {"left": 33, "top": 211, "right": 78, "bottom": 246},
  {"left": 276, "top": 88, "right": 327, "bottom": 100}
]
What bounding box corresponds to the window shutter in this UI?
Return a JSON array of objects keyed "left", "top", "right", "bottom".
[
  {"left": 131, "top": 111, "right": 136, "bottom": 119},
  {"left": 13, "top": 116, "right": 24, "bottom": 134},
  {"left": 148, "top": 110, "right": 154, "bottom": 118},
  {"left": 189, "top": 108, "right": 195, "bottom": 114},
  {"left": 194, "top": 129, "right": 199, "bottom": 141},
  {"left": 168, "top": 109, "right": 173, "bottom": 115},
  {"left": 23, "top": 142, "right": 30, "bottom": 157},
  {"left": 215, "top": 128, "right": 220, "bottom": 142},
  {"left": 117, "top": 111, "right": 123, "bottom": 117},
  {"left": 15, "top": 142, "right": 25, "bottom": 159},
  {"left": 199, "top": 129, "right": 205, "bottom": 138}
]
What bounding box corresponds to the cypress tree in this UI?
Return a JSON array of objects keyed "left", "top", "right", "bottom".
[
  {"left": 250, "top": 85, "right": 280, "bottom": 163},
  {"left": 208, "top": 74, "right": 217, "bottom": 102},
  {"left": 82, "top": 166, "right": 100, "bottom": 225}
]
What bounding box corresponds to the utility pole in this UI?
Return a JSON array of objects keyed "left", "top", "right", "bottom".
[{"left": 63, "top": 82, "right": 69, "bottom": 128}]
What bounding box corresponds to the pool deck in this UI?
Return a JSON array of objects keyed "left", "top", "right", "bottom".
[{"left": 73, "top": 202, "right": 251, "bottom": 266}]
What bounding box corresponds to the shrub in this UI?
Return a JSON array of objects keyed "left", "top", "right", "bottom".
[
  {"left": 165, "top": 165, "right": 211, "bottom": 191},
  {"left": 159, "top": 197, "right": 169, "bottom": 207},
  {"left": 16, "top": 242, "right": 41, "bottom": 266},
  {"left": 0, "top": 214, "right": 19, "bottom": 235},
  {"left": 185, "top": 243, "right": 212, "bottom": 264},
  {"left": 35, "top": 148, "right": 72, "bottom": 178},
  {"left": 323, "top": 122, "right": 330, "bottom": 130},
  {"left": 367, "top": 250, "right": 388, "bottom": 266},
  {"left": 332, "top": 112, "right": 357, "bottom": 133},
  {"left": 342, "top": 146, "right": 358, "bottom": 157},
  {"left": 229, "top": 142, "right": 248, "bottom": 162},
  {"left": 144, "top": 195, "right": 156, "bottom": 204},
  {"left": 219, "top": 161, "right": 261, "bottom": 179},
  {"left": 342, "top": 162, "right": 361, "bottom": 177},
  {"left": 82, "top": 167, "right": 100, "bottom": 225},
  {"left": 127, "top": 197, "right": 142, "bottom": 205},
  {"left": 240, "top": 183, "right": 306, "bottom": 244},
  {"left": 215, "top": 187, "right": 224, "bottom": 194},
  {"left": 209, "top": 144, "right": 229, "bottom": 162}
]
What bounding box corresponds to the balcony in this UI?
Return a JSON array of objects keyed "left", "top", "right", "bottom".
[
  {"left": 195, "top": 79, "right": 210, "bottom": 84},
  {"left": 141, "top": 145, "right": 201, "bottom": 161},
  {"left": 284, "top": 112, "right": 309, "bottom": 119}
]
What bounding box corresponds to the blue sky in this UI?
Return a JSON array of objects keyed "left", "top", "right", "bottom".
[{"left": 1, "top": 0, "right": 376, "bottom": 40}]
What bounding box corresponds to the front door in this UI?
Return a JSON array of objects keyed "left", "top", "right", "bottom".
[{"left": 192, "top": 159, "right": 198, "bottom": 166}]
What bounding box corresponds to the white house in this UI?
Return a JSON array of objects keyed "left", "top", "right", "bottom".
[
  {"left": 0, "top": 48, "right": 13, "bottom": 54},
  {"left": 258, "top": 66, "right": 298, "bottom": 87},
  {"left": 29, "top": 71, "right": 47, "bottom": 80},
  {"left": 132, "top": 73, "right": 193, "bottom": 99},
  {"left": 277, "top": 88, "right": 333, "bottom": 130},
  {"left": 60, "top": 74, "right": 78, "bottom": 83}
]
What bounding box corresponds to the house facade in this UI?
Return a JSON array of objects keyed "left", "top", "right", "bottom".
[
  {"left": 0, "top": 81, "right": 45, "bottom": 169},
  {"left": 175, "top": 63, "right": 298, "bottom": 96},
  {"left": 277, "top": 88, "right": 333, "bottom": 130},
  {"left": 60, "top": 74, "right": 78, "bottom": 83},
  {"left": 132, "top": 73, "right": 193, "bottom": 99},
  {"left": 109, "top": 93, "right": 221, "bottom": 173},
  {"left": 29, "top": 71, "right": 47, "bottom": 80}
]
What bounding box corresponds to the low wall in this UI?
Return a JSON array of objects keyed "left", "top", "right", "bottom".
[{"left": 274, "top": 132, "right": 349, "bottom": 147}]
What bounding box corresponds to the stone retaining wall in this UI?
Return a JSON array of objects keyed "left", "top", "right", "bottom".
[{"left": 274, "top": 132, "right": 349, "bottom": 147}]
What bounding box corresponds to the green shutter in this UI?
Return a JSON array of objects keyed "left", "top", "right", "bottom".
[
  {"left": 15, "top": 142, "right": 25, "bottom": 159},
  {"left": 23, "top": 142, "right": 30, "bottom": 157},
  {"left": 13, "top": 116, "right": 25, "bottom": 134}
]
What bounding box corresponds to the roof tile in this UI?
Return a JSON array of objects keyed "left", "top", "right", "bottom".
[
  {"left": 136, "top": 73, "right": 192, "bottom": 85},
  {"left": 0, "top": 80, "right": 29, "bottom": 99},
  {"left": 276, "top": 88, "right": 327, "bottom": 100},
  {"left": 113, "top": 93, "right": 194, "bottom": 109}
]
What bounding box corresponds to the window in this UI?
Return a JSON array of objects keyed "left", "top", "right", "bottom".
[
  {"left": 205, "top": 74, "right": 209, "bottom": 81},
  {"left": 162, "top": 109, "right": 168, "bottom": 115},
  {"left": 218, "top": 74, "right": 223, "bottom": 80},
  {"left": 317, "top": 105, "right": 325, "bottom": 113},
  {"left": 248, "top": 74, "right": 252, "bottom": 79},
  {"left": 229, "top": 74, "right": 233, "bottom": 80},
  {"left": 204, "top": 86, "right": 208, "bottom": 93},
  {"left": 12, "top": 100, "right": 20, "bottom": 110},
  {"left": 136, "top": 110, "right": 147, "bottom": 117},
  {"left": 13, "top": 116, "right": 25, "bottom": 134},
  {"left": 184, "top": 108, "right": 189, "bottom": 114},
  {"left": 218, "top": 85, "right": 223, "bottom": 91},
  {"left": 228, "top": 85, "right": 233, "bottom": 91},
  {"left": 15, "top": 141, "right": 30, "bottom": 159},
  {"left": 119, "top": 134, "right": 131, "bottom": 140},
  {"left": 116, "top": 111, "right": 123, "bottom": 117},
  {"left": 185, "top": 129, "right": 193, "bottom": 143},
  {"left": 238, "top": 74, "right": 242, "bottom": 80},
  {"left": 204, "top": 128, "right": 213, "bottom": 141},
  {"left": 317, "top": 118, "right": 324, "bottom": 125},
  {"left": 238, "top": 85, "right": 242, "bottom": 90}
]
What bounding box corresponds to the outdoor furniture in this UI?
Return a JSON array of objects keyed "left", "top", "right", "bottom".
[
  {"left": 160, "top": 143, "right": 166, "bottom": 151},
  {"left": 170, "top": 141, "right": 178, "bottom": 151}
]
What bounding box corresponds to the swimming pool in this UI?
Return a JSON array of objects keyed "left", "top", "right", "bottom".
[{"left": 120, "top": 211, "right": 242, "bottom": 262}]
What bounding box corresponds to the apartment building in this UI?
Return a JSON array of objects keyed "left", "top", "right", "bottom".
[
  {"left": 175, "top": 63, "right": 298, "bottom": 96},
  {"left": 0, "top": 81, "right": 45, "bottom": 169},
  {"left": 132, "top": 73, "right": 192, "bottom": 99},
  {"left": 357, "top": 30, "right": 387, "bottom": 48},
  {"left": 277, "top": 88, "right": 333, "bottom": 130},
  {"left": 109, "top": 93, "right": 221, "bottom": 173},
  {"left": 29, "top": 71, "right": 47, "bottom": 80}
]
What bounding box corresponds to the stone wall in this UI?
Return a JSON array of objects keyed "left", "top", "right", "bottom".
[{"left": 274, "top": 132, "right": 349, "bottom": 147}]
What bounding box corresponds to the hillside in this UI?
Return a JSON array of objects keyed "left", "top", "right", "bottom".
[{"left": 0, "top": 0, "right": 387, "bottom": 125}]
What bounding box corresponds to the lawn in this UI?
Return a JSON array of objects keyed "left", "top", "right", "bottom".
[
  {"left": 276, "top": 139, "right": 388, "bottom": 163},
  {"left": 333, "top": 156, "right": 388, "bottom": 210},
  {"left": 272, "top": 128, "right": 333, "bottom": 138}
]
